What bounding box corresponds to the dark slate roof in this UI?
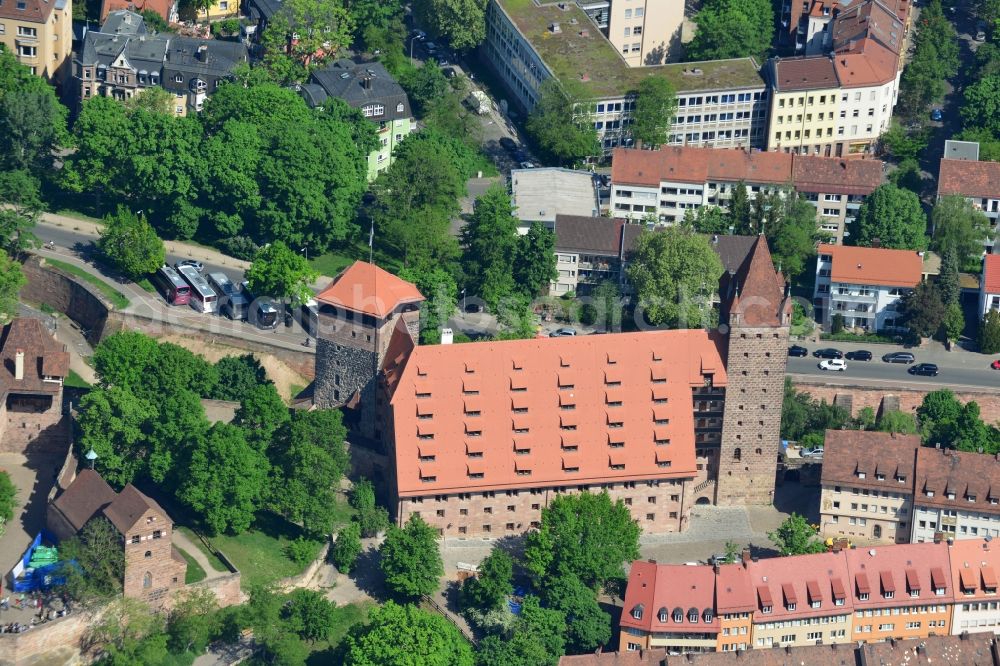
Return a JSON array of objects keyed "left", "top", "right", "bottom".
[
  {"left": 51, "top": 469, "right": 118, "bottom": 533},
  {"left": 246, "top": 0, "right": 283, "bottom": 22},
  {"left": 161, "top": 36, "right": 247, "bottom": 92},
  {"left": 305, "top": 59, "right": 411, "bottom": 120},
  {"left": 101, "top": 9, "right": 147, "bottom": 36},
  {"left": 79, "top": 19, "right": 169, "bottom": 70},
  {"left": 710, "top": 235, "right": 757, "bottom": 275},
  {"left": 553, "top": 215, "right": 626, "bottom": 255}
]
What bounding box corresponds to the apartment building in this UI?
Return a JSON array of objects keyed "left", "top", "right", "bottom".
[
  {"left": 620, "top": 542, "right": 954, "bottom": 655},
  {"left": 938, "top": 155, "right": 1000, "bottom": 254},
  {"left": 813, "top": 244, "right": 923, "bottom": 331},
  {"left": 609, "top": 147, "right": 883, "bottom": 241},
  {"left": 981, "top": 255, "right": 1000, "bottom": 318},
  {"left": 781, "top": 0, "right": 912, "bottom": 56},
  {"left": 298, "top": 60, "right": 412, "bottom": 181},
  {"left": 549, "top": 215, "right": 642, "bottom": 296},
  {"left": 313, "top": 240, "right": 792, "bottom": 537},
  {"left": 912, "top": 447, "right": 1000, "bottom": 544},
  {"left": 950, "top": 537, "right": 1000, "bottom": 635},
  {"left": 604, "top": 0, "right": 683, "bottom": 67},
  {"left": 74, "top": 11, "right": 247, "bottom": 115},
  {"left": 511, "top": 168, "right": 601, "bottom": 232},
  {"left": 482, "top": 0, "right": 768, "bottom": 154},
  {"left": 0, "top": 0, "right": 72, "bottom": 82},
  {"left": 819, "top": 430, "right": 918, "bottom": 544}
]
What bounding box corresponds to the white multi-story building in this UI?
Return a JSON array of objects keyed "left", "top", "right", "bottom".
[
  {"left": 949, "top": 537, "right": 1000, "bottom": 635},
  {"left": 813, "top": 244, "right": 923, "bottom": 331},
  {"left": 610, "top": 147, "right": 883, "bottom": 241},
  {"left": 482, "top": 0, "right": 768, "bottom": 154},
  {"left": 938, "top": 155, "right": 1000, "bottom": 254},
  {"left": 912, "top": 447, "right": 1000, "bottom": 544}
]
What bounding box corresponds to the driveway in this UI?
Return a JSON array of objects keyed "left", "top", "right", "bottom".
[{"left": 0, "top": 453, "right": 61, "bottom": 586}]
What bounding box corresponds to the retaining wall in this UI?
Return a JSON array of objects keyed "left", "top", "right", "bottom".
[{"left": 792, "top": 380, "right": 1000, "bottom": 424}]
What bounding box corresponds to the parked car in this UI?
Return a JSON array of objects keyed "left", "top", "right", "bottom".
[
  {"left": 845, "top": 349, "right": 873, "bottom": 361},
  {"left": 442, "top": 66, "right": 457, "bottom": 78},
  {"left": 801, "top": 447, "right": 825, "bottom": 458},
  {"left": 819, "top": 358, "right": 847, "bottom": 371},
  {"left": 930, "top": 108, "right": 943, "bottom": 121},
  {"left": 882, "top": 351, "right": 916, "bottom": 364},
  {"left": 176, "top": 259, "right": 204, "bottom": 272},
  {"left": 976, "top": 21, "right": 987, "bottom": 41},
  {"left": 549, "top": 327, "right": 577, "bottom": 337},
  {"left": 498, "top": 137, "right": 517, "bottom": 153},
  {"left": 788, "top": 345, "right": 808, "bottom": 357},
  {"left": 992, "top": 359, "right": 1000, "bottom": 370},
  {"left": 909, "top": 363, "right": 939, "bottom": 377},
  {"left": 411, "top": 29, "right": 426, "bottom": 41},
  {"left": 424, "top": 41, "right": 438, "bottom": 54},
  {"left": 520, "top": 161, "right": 536, "bottom": 169},
  {"left": 813, "top": 348, "right": 844, "bottom": 359}
]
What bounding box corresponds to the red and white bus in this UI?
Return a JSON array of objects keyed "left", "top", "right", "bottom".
[
  {"left": 175, "top": 264, "right": 218, "bottom": 313},
  {"left": 152, "top": 266, "right": 191, "bottom": 306}
]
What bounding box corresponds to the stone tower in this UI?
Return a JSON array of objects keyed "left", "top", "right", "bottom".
[
  {"left": 715, "top": 237, "right": 792, "bottom": 505},
  {"left": 313, "top": 261, "right": 423, "bottom": 440}
]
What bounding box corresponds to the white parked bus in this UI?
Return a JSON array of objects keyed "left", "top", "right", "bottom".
[{"left": 175, "top": 264, "right": 218, "bottom": 313}]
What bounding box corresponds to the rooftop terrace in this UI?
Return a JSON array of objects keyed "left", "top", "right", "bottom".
[{"left": 496, "top": 0, "right": 764, "bottom": 98}]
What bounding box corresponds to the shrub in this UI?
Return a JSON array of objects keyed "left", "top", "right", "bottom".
[
  {"left": 284, "top": 537, "right": 319, "bottom": 568},
  {"left": 831, "top": 313, "right": 845, "bottom": 334},
  {"left": 218, "top": 235, "right": 260, "bottom": 261}
]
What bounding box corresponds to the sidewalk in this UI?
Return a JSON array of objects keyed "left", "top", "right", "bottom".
[{"left": 172, "top": 529, "right": 228, "bottom": 582}]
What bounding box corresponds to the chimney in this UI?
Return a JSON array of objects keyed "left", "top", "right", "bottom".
[
  {"left": 440, "top": 328, "right": 453, "bottom": 345},
  {"left": 196, "top": 44, "right": 208, "bottom": 62},
  {"left": 362, "top": 76, "right": 372, "bottom": 90},
  {"left": 14, "top": 349, "right": 24, "bottom": 381},
  {"left": 916, "top": 642, "right": 926, "bottom": 654},
  {"left": 741, "top": 548, "right": 752, "bottom": 565}
]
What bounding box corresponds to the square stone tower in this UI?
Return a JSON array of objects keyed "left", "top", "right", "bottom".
[
  {"left": 312, "top": 261, "right": 423, "bottom": 440},
  {"left": 715, "top": 237, "right": 792, "bottom": 505}
]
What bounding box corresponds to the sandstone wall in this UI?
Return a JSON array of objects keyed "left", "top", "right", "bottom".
[
  {"left": 792, "top": 381, "right": 1000, "bottom": 424},
  {"left": 20, "top": 256, "right": 111, "bottom": 345}
]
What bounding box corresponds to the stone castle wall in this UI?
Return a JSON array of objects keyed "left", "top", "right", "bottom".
[{"left": 792, "top": 381, "right": 1000, "bottom": 424}]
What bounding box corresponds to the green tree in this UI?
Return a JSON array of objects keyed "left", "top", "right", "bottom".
[
  {"left": 412, "top": 0, "right": 487, "bottom": 51},
  {"left": 268, "top": 409, "right": 349, "bottom": 536},
  {"left": 179, "top": 423, "right": 269, "bottom": 535},
  {"left": 767, "top": 193, "right": 817, "bottom": 279},
  {"left": 234, "top": 382, "right": 290, "bottom": 452},
  {"left": 398, "top": 60, "right": 450, "bottom": 117},
  {"left": 76, "top": 387, "right": 157, "bottom": 487},
  {"left": 0, "top": 80, "right": 69, "bottom": 173},
  {"left": 849, "top": 184, "right": 927, "bottom": 249},
  {"left": 686, "top": 205, "right": 729, "bottom": 234},
  {"left": 899, "top": 281, "right": 947, "bottom": 338},
  {"left": 166, "top": 588, "right": 219, "bottom": 655},
  {"left": 0, "top": 470, "right": 17, "bottom": 524},
  {"left": 631, "top": 77, "right": 678, "bottom": 148},
  {"left": 514, "top": 221, "right": 558, "bottom": 298},
  {"left": 476, "top": 634, "right": 551, "bottom": 666},
  {"left": 880, "top": 121, "right": 929, "bottom": 161},
  {"left": 462, "top": 185, "right": 519, "bottom": 309},
  {"left": 917, "top": 389, "right": 964, "bottom": 445},
  {"left": 876, "top": 410, "right": 919, "bottom": 434},
  {"left": 524, "top": 491, "right": 640, "bottom": 590},
  {"left": 286, "top": 589, "right": 337, "bottom": 643},
  {"left": 543, "top": 572, "right": 611, "bottom": 654},
  {"left": 981, "top": 309, "right": 1000, "bottom": 354},
  {"left": 399, "top": 265, "right": 458, "bottom": 345},
  {"left": 212, "top": 354, "right": 271, "bottom": 402},
  {"left": 0, "top": 169, "right": 41, "bottom": 256},
  {"left": 0, "top": 254, "right": 25, "bottom": 324},
  {"left": 261, "top": 0, "right": 354, "bottom": 81},
  {"left": 855, "top": 406, "right": 877, "bottom": 430},
  {"left": 350, "top": 479, "right": 390, "bottom": 537},
  {"left": 98, "top": 207, "right": 166, "bottom": 280},
  {"left": 938, "top": 249, "right": 961, "bottom": 306},
  {"left": 724, "top": 540, "right": 742, "bottom": 563},
  {"left": 686, "top": 0, "right": 774, "bottom": 60},
  {"left": 899, "top": 0, "right": 959, "bottom": 114},
  {"left": 124, "top": 86, "right": 175, "bottom": 115},
  {"left": 380, "top": 515, "right": 443, "bottom": 599},
  {"left": 526, "top": 79, "right": 599, "bottom": 166},
  {"left": 518, "top": 595, "right": 567, "bottom": 661},
  {"left": 245, "top": 240, "right": 318, "bottom": 305},
  {"left": 727, "top": 181, "right": 752, "bottom": 234},
  {"left": 331, "top": 522, "right": 363, "bottom": 573},
  {"left": 962, "top": 74, "right": 1000, "bottom": 137},
  {"left": 461, "top": 549, "right": 513, "bottom": 611},
  {"left": 943, "top": 302, "right": 965, "bottom": 341},
  {"left": 626, "top": 226, "right": 723, "bottom": 328},
  {"left": 494, "top": 293, "right": 538, "bottom": 340},
  {"left": 768, "top": 513, "right": 825, "bottom": 556},
  {"left": 60, "top": 517, "right": 126, "bottom": 599},
  {"left": 932, "top": 196, "right": 990, "bottom": 267}
]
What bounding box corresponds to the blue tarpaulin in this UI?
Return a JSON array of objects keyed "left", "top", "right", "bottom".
[{"left": 10, "top": 530, "right": 76, "bottom": 593}]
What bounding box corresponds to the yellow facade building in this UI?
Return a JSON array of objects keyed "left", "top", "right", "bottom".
[{"left": 0, "top": 0, "right": 72, "bottom": 82}]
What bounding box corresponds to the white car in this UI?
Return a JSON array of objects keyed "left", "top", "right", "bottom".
[{"left": 819, "top": 359, "right": 847, "bottom": 371}]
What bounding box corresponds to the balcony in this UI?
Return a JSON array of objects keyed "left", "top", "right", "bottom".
[{"left": 832, "top": 290, "right": 876, "bottom": 302}]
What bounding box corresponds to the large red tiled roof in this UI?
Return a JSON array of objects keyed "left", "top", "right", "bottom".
[
  {"left": 831, "top": 39, "right": 898, "bottom": 87},
  {"left": 0, "top": 318, "right": 69, "bottom": 398},
  {"left": 621, "top": 561, "right": 720, "bottom": 635},
  {"left": 915, "top": 447, "right": 1000, "bottom": 515},
  {"left": 818, "top": 244, "right": 923, "bottom": 288},
  {"left": 984, "top": 255, "right": 1000, "bottom": 295},
  {"left": 773, "top": 57, "right": 840, "bottom": 91},
  {"left": 832, "top": 0, "right": 906, "bottom": 55},
  {"left": 716, "top": 562, "right": 756, "bottom": 613},
  {"left": 315, "top": 261, "right": 424, "bottom": 319},
  {"left": 820, "top": 430, "right": 919, "bottom": 492},
  {"left": 792, "top": 155, "right": 884, "bottom": 195},
  {"left": 389, "top": 329, "right": 727, "bottom": 495},
  {"left": 844, "top": 542, "right": 954, "bottom": 609},
  {"left": 611, "top": 148, "right": 792, "bottom": 188},
  {"left": 747, "top": 551, "right": 854, "bottom": 620},
  {"left": 0, "top": 0, "right": 57, "bottom": 21},
  {"left": 950, "top": 538, "right": 1000, "bottom": 600},
  {"left": 101, "top": 0, "right": 174, "bottom": 20},
  {"left": 51, "top": 469, "right": 117, "bottom": 533},
  {"left": 938, "top": 159, "right": 1000, "bottom": 199}
]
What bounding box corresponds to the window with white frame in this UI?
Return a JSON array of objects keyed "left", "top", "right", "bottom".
[{"left": 362, "top": 103, "right": 384, "bottom": 117}]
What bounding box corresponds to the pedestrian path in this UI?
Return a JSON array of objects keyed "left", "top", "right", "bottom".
[{"left": 172, "top": 529, "right": 228, "bottom": 581}]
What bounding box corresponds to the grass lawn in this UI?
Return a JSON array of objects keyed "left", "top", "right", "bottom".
[
  {"left": 176, "top": 526, "right": 228, "bottom": 573},
  {"left": 64, "top": 369, "right": 92, "bottom": 389},
  {"left": 51, "top": 208, "right": 103, "bottom": 224},
  {"left": 310, "top": 239, "right": 403, "bottom": 279},
  {"left": 177, "top": 547, "right": 207, "bottom": 584},
  {"left": 43, "top": 258, "right": 130, "bottom": 309},
  {"left": 289, "top": 383, "right": 305, "bottom": 400},
  {"left": 137, "top": 278, "right": 156, "bottom": 292},
  {"left": 304, "top": 601, "right": 375, "bottom": 665}
]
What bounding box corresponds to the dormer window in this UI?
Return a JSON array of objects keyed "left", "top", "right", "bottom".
[
  {"left": 673, "top": 608, "right": 683, "bottom": 623},
  {"left": 631, "top": 605, "right": 644, "bottom": 620},
  {"left": 786, "top": 602, "right": 796, "bottom": 611},
  {"left": 968, "top": 495, "right": 977, "bottom": 502},
  {"left": 859, "top": 593, "right": 869, "bottom": 601},
  {"left": 174, "top": 74, "right": 183, "bottom": 83},
  {"left": 876, "top": 473, "right": 885, "bottom": 481},
  {"left": 362, "top": 103, "right": 385, "bottom": 117},
  {"left": 910, "top": 588, "right": 920, "bottom": 598},
  {"left": 703, "top": 609, "right": 713, "bottom": 623},
  {"left": 947, "top": 492, "right": 956, "bottom": 500},
  {"left": 897, "top": 475, "right": 906, "bottom": 483},
  {"left": 687, "top": 608, "right": 699, "bottom": 623},
  {"left": 926, "top": 491, "right": 935, "bottom": 498},
  {"left": 811, "top": 599, "right": 820, "bottom": 609},
  {"left": 883, "top": 590, "right": 894, "bottom": 599},
  {"left": 857, "top": 472, "right": 866, "bottom": 479},
  {"left": 761, "top": 605, "right": 772, "bottom": 614},
  {"left": 658, "top": 608, "right": 668, "bottom": 623},
  {"left": 396, "top": 102, "right": 404, "bottom": 113}
]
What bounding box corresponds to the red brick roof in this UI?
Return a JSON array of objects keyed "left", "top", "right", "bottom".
[
  {"left": 728, "top": 237, "right": 790, "bottom": 328},
  {"left": 820, "top": 430, "right": 919, "bottom": 492},
  {"left": 611, "top": 147, "right": 792, "bottom": 188},
  {"left": 773, "top": 57, "right": 840, "bottom": 91},
  {"left": 832, "top": 0, "right": 906, "bottom": 55},
  {"left": 792, "top": 155, "right": 884, "bottom": 196},
  {"left": 388, "top": 329, "right": 727, "bottom": 495},
  {"left": 844, "top": 542, "right": 954, "bottom": 609},
  {"left": 747, "top": 551, "right": 854, "bottom": 620},
  {"left": 101, "top": 0, "right": 174, "bottom": 21},
  {"left": 984, "top": 255, "right": 1000, "bottom": 295},
  {"left": 716, "top": 561, "right": 757, "bottom": 614},
  {"left": 950, "top": 538, "right": 1000, "bottom": 600},
  {"left": 621, "top": 561, "right": 720, "bottom": 634},
  {"left": 831, "top": 39, "right": 898, "bottom": 87},
  {"left": 915, "top": 447, "right": 1000, "bottom": 515},
  {"left": 818, "top": 244, "right": 923, "bottom": 288},
  {"left": 938, "top": 159, "right": 1000, "bottom": 199},
  {"left": 0, "top": 0, "right": 56, "bottom": 22},
  {"left": 0, "top": 318, "right": 69, "bottom": 398},
  {"left": 315, "top": 261, "right": 424, "bottom": 319}
]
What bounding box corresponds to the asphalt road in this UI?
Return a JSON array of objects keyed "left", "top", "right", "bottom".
[{"left": 787, "top": 341, "right": 1000, "bottom": 391}]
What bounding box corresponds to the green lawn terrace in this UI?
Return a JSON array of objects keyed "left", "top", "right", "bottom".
[{"left": 495, "top": 0, "right": 765, "bottom": 99}]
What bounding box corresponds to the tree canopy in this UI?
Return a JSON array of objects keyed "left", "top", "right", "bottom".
[
  {"left": 768, "top": 513, "right": 826, "bottom": 556},
  {"left": 344, "top": 601, "right": 474, "bottom": 666},
  {"left": 412, "top": 0, "right": 488, "bottom": 51},
  {"left": 849, "top": 184, "right": 927, "bottom": 249},
  {"left": 379, "top": 515, "right": 443, "bottom": 599},
  {"left": 686, "top": 0, "right": 774, "bottom": 61},
  {"left": 631, "top": 77, "right": 678, "bottom": 148},
  {"left": 526, "top": 80, "right": 599, "bottom": 166},
  {"left": 931, "top": 196, "right": 990, "bottom": 268},
  {"left": 98, "top": 207, "right": 166, "bottom": 279},
  {"left": 245, "top": 240, "right": 318, "bottom": 304}
]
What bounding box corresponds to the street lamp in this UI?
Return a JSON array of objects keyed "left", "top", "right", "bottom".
[
  {"left": 461, "top": 288, "right": 466, "bottom": 316},
  {"left": 299, "top": 247, "right": 308, "bottom": 261},
  {"left": 85, "top": 448, "right": 98, "bottom": 469}
]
